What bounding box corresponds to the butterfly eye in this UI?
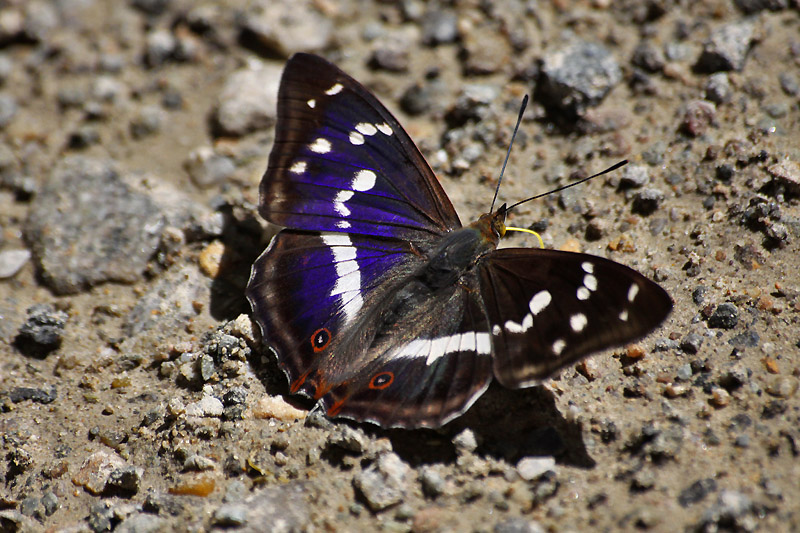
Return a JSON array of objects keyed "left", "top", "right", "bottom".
[
  {"left": 368, "top": 372, "right": 394, "bottom": 390},
  {"left": 311, "top": 328, "right": 332, "bottom": 352}
]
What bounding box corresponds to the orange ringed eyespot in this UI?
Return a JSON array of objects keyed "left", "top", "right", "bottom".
[
  {"left": 368, "top": 371, "right": 394, "bottom": 390},
  {"left": 311, "top": 328, "right": 332, "bottom": 352}
]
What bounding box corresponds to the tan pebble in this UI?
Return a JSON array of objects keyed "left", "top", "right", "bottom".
[
  {"left": 762, "top": 357, "right": 779, "bottom": 374},
  {"left": 560, "top": 238, "right": 582, "bottom": 253},
  {"left": 168, "top": 474, "right": 215, "bottom": 497},
  {"left": 664, "top": 383, "right": 688, "bottom": 398},
  {"left": 576, "top": 358, "right": 600, "bottom": 380},
  {"left": 626, "top": 344, "right": 646, "bottom": 360},
  {"left": 198, "top": 240, "right": 225, "bottom": 278},
  {"left": 709, "top": 387, "right": 730, "bottom": 407},
  {"left": 252, "top": 395, "right": 307, "bottom": 421},
  {"left": 766, "top": 376, "right": 798, "bottom": 398}
]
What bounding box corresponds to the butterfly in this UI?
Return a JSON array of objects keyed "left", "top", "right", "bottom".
[{"left": 246, "top": 53, "right": 672, "bottom": 428}]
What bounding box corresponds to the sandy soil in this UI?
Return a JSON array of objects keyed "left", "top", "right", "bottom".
[{"left": 1, "top": 1, "right": 799, "bottom": 532}]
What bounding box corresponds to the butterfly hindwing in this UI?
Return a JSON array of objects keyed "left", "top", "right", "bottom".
[
  {"left": 246, "top": 229, "right": 422, "bottom": 397},
  {"left": 262, "top": 53, "right": 461, "bottom": 241},
  {"left": 479, "top": 248, "right": 672, "bottom": 388},
  {"left": 317, "top": 282, "right": 495, "bottom": 428}
]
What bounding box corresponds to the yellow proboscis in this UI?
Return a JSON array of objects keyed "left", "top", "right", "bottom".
[{"left": 505, "top": 226, "right": 544, "bottom": 249}]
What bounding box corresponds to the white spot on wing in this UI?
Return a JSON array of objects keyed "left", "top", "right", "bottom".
[
  {"left": 529, "top": 290, "right": 552, "bottom": 315},
  {"left": 570, "top": 313, "right": 588, "bottom": 332},
  {"left": 492, "top": 324, "right": 501, "bottom": 335},
  {"left": 583, "top": 274, "right": 597, "bottom": 292},
  {"left": 307, "top": 99, "right": 316, "bottom": 108},
  {"left": 552, "top": 339, "right": 566, "bottom": 355},
  {"left": 505, "top": 313, "right": 533, "bottom": 333},
  {"left": 337, "top": 220, "right": 351, "bottom": 229},
  {"left": 333, "top": 190, "right": 354, "bottom": 216},
  {"left": 289, "top": 161, "right": 307, "bottom": 174},
  {"left": 309, "top": 138, "right": 331, "bottom": 154},
  {"left": 619, "top": 310, "right": 629, "bottom": 321},
  {"left": 376, "top": 123, "right": 392, "bottom": 135},
  {"left": 577, "top": 287, "right": 590, "bottom": 300},
  {"left": 352, "top": 170, "right": 376, "bottom": 191},
  {"left": 476, "top": 333, "right": 491, "bottom": 354},
  {"left": 349, "top": 131, "right": 364, "bottom": 145},
  {"left": 628, "top": 283, "right": 639, "bottom": 303},
  {"left": 321, "top": 233, "right": 363, "bottom": 322},
  {"left": 355, "top": 123, "right": 378, "bottom": 136},
  {"left": 325, "top": 83, "right": 343, "bottom": 95},
  {"left": 582, "top": 262, "right": 594, "bottom": 273}
]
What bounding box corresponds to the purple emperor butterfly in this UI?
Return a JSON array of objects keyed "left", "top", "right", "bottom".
[{"left": 246, "top": 53, "right": 672, "bottom": 428}]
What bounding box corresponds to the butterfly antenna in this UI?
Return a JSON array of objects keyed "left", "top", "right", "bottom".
[
  {"left": 506, "top": 159, "right": 628, "bottom": 212},
  {"left": 490, "top": 94, "right": 528, "bottom": 214}
]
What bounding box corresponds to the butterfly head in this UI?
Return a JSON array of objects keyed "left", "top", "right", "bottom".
[{"left": 472, "top": 203, "right": 509, "bottom": 247}]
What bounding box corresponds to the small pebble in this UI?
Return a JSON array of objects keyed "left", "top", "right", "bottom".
[
  {"left": 0, "top": 249, "right": 30, "bottom": 278},
  {"left": 516, "top": 457, "right": 556, "bottom": 481},
  {"left": 709, "top": 387, "right": 731, "bottom": 407}
]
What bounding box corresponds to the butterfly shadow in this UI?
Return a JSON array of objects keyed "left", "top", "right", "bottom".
[
  {"left": 206, "top": 203, "right": 271, "bottom": 322},
  {"left": 382, "top": 382, "right": 596, "bottom": 469}
]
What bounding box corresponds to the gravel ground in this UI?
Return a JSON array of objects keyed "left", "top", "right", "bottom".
[{"left": 1, "top": 1, "right": 799, "bottom": 532}]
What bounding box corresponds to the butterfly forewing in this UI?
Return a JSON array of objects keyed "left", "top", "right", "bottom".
[
  {"left": 262, "top": 53, "right": 461, "bottom": 242},
  {"left": 479, "top": 248, "right": 672, "bottom": 388},
  {"left": 246, "top": 229, "right": 423, "bottom": 397}
]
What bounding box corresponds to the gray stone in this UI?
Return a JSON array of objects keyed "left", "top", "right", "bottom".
[
  {"left": 242, "top": 0, "right": 332, "bottom": 58},
  {"left": 678, "top": 478, "right": 717, "bottom": 507},
  {"left": 184, "top": 146, "right": 236, "bottom": 188},
  {"left": 107, "top": 466, "right": 143, "bottom": 493},
  {"left": 619, "top": 165, "right": 650, "bottom": 188},
  {"left": 631, "top": 41, "right": 665, "bottom": 73},
  {"left": 537, "top": 40, "right": 622, "bottom": 116},
  {"left": 516, "top": 457, "right": 556, "bottom": 481},
  {"left": 327, "top": 426, "right": 368, "bottom": 455},
  {"left": 419, "top": 467, "right": 446, "bottom": 497},
  {"left": 453, "top": 429, "right": 479, "bottom": 454},
  {"left": 0, "top": 92, "right": 17, "bottom": 128},
  {"left": 353, "top": 452, "right": 412, "bottom": 512},
  {"left": 0, "top": 248, "right": 30, "bottom": 278},
  {"left": 25, "top": 156, "right": 164, "bottom": 295},
  {"left": 632, "top": 188, "right": 665, "bottom": 215},
  {"left": 145, "top": 29, "right": 176, "bottom": 67},
  {"left": 14, "top": 304, "right": 68, "bottom": 356},
  {"left": 184, "top": 395, "right": 224, "bottom": 417},
  {"left": 680, "top": 333, "right": 704, "bottom": 354},
  {"left": 213, "top": 503, "right": 248, "bottom": 526},
  {"left": 130, "top": 105, "right": 164, "bottom": 138},
  {"left": 115, "top": 513, "right": 166, "bottom": 533},
  {"left": 698, "top": 490, "right": 756, "bottom": 531},
  {"left": 236, "top": 484, "right": 309, "bottom": 533},
  {"left": 214, "top": 63, "right": 281, "bottom": 136},
  {"left": 494, "top": 517, "right": 545, "bottom": 533},
  {"left": 696, "top": 20, "right": 756, "bottom": 72},
  {"left": 422, "top": 10, "right": 458, "bottom": 45},
  {"left": 733, "top": 0, "right": 787, "bottom": 13}
]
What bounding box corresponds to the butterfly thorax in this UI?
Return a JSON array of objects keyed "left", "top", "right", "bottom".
[{"left": 417, "top": 209, "right": 505, "bottom": 291}]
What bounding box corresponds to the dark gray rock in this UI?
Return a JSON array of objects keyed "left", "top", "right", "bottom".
[
  {"left": 708, "top": 303, "right": 739, "bottom": 329},
  {"left": 107, "top": 466, "right": 143, "bottom": 493},
  {"left": 632, "top": 188, "right": 665, "bottom": 215},
  {"left": 733, "top": 0, "right": 787, "bottom": 13},
  {"left": 695, "top": 20, "right": 756, "bottom": 72},
  {"left": 678, "top": 478, "right": 717, "bottom": 507},
  {"left": 494, "top": 517, "right": 545, "bottom": 533},
  {"left": 25, "top": 156, "right": 165, "bottom": 295},
  {"left": 14, "top": 304, "right": 68, "bottom": 357},
  {"left": 680, "top": 333, "right": 704, "bottom": 354},
  {"left": 8, "top": 385, "right": 57, "bottom": 404},
  {"left": 235, "top": 484, "right": 309, "bottom": 533},
  {"left": 537, "top": 40, "right": 622, "bottom": 117}
]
